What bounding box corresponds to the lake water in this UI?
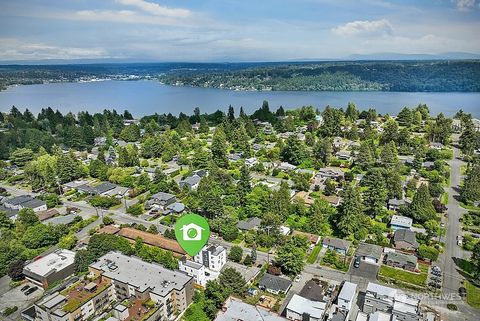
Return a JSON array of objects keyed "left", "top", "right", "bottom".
[{"left": 0, "top": 80, "right": 478, "bottom": 117}]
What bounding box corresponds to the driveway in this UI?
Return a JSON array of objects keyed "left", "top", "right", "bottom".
[
  {"left": 0, "top": 282, "right": 43, "bottom": 321},
  {"left": 349, "top": 261, "right": 379, "bottom": 281}
]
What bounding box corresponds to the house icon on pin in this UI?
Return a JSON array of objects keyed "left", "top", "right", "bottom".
[{"left": 180, "top": 223, "right": 204, "bottom": 241}]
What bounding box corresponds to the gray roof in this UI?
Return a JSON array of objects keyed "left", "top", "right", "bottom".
[
  {"left": 385, "top": 252, "right": 417, "bottom": 266},
  {"left": 236, "top": 217, "right": 262, "bottom": 230},
  {"left": 388, "top": 198, "right": 407, "bottom": 206},
  {"left": 356, "top": 243, "right": 383, "bottom": 260},
  {"left": 322, "top": 237, "right": 351, "bottom": 251},
  {"left": 180, "top": 174, "right": 202, "bottom": 187},
  {"left": 21, "top": 198, "right": 46, "bottom": 209},
  {"left": 215, "top": 298, "right": 286, "bottom": 321},
  {"left": 5, "top": 195, "right": 33, "bottom": 206},
  {"left": 77, "top": 184, "right": 97, "bottom": 194},
  {"left": 151, "top": 192, "right": 176, "bottom": 202},
  {"left": 44, "top": 214, "right": 78, "bottom": 226},
  {"left": 0, "top": 205, "right": 19, "bottom": 218},
  {"left": 259, "top": 274, "right": 292, "bottom": 292},
  {"left": 95, "top": 182, "right": 117, "bottom": 194},
  {"left": 393, "top": 229, "right": 419, "bottom": 248},
  {"left": 90, "top": 252, "right": 192, "bottom": 297},
  {"left": 299, "top": 280, "right": 325, "bottom": 301},
  {"left": 166, "top": 202, "right": 185, "bottom": 213}
]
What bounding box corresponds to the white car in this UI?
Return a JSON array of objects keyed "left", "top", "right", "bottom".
[{"left": 457, "top": 239, "right": 462, "bottom": 246}]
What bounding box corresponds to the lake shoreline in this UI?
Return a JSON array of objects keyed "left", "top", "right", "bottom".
[{"left": 1, "top": 80, "right": 479, "bottom": 117}]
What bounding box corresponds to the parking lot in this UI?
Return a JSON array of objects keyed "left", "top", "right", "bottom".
[
  {"left": 0, "top": 281, "right": 43, "bottom": 320},
  {"left": 349, "top": 260, "right": 380, "bottom": 281}
]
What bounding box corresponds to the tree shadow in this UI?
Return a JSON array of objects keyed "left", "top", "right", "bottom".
[{"left": 452, "top": 257, "right": 473, "bottom": 280}]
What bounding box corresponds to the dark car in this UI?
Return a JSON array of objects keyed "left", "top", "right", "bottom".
[
  {"left": 459, "top": 287, "right": 467, "bottom": 298},
  {"left": 24, "top": 286, "right": 38, "bottom": 295},
  {"left": 20, "top": 285, "right": 30, "bottom": 292},
  {"left": 354, "top": 257, "right": 361, "bottom": 268}
]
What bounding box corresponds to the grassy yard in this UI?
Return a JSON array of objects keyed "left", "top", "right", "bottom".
[
  {"left": 379, "top": 265, "right": 427, "bottom": 287},
  {"left": 418, "top": 263, "right": 429, "bottom": 274},
  {"left": 466, "top": 281, "right": 480, "bottom": 308},
  {"left": 307, "top": 245, "right": 321, "bottom": 264}
]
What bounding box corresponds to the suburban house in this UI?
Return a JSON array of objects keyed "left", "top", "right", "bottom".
[
  {"left": 393, "top": 229, "right": 419, "bottom": 250},
  {"left": 178, "top": 258, "right": 207, "bottom": 287},
  {"left": 214, "top": 297, "right": 286, "bottom": 321},
  {"left": 23, "top": 249, "right": 76, "bottom": 289},
  {"left": 384, "top": 252, "right": 418, "bottom": 272},
  {"left": 317, "top": 167, "right": 344, "bottom": 180},
  {"left": 390, "top": 215, "right": 413, "bottom": 231},
  {"left": 0, "top": 204, "right": 19, "bottom": 221},
  {"left": 179, "top": 174, "right": 202, "bottom": 190},
  {"left": 336, "top": 150, "right": 352, "bottom": 161},
  {"left": 145, "top": 191, "right": 176, "bottom": 209},
  {"left": 258, "top": 274, "right": 292, "bottom": 295},
  {"left": 237, "top": 217, "right": 262, "bottom": 231},
  {"left": 322, "top": 237, "right": 351, "bottom": 256},
  {"left": 356, "top": 243, "right": 383, "bottom": 265},
  {"left": 277, "top": 162, "right": 297, "bottom": 172},
  {"left": 337, "top": 281, "right": 357, "bottom": 313},
  {"left": 320, "top": 194, "right": 342, "bottom": 207},
  {"left": 294, "top": 191, "right": 315, "bottom": 206},
  {"left": 388, "top": 199, "right": 410, "bottom": 212},
  {"left": 429, "top": 142, "right": 444, "bottom": 150},
  {"left": 3, "top": 195, "right": 47, "bottom": 212},
  {"left": 245, "top": 157, "right": 258, "bottom": 167},
  {"left": 363, "top": 282, "right": 421, "bottom": 321},
  {"left": 286, "top": 294, "right": 326, "bottom": 321},
  {"left": 292, "top": 230, "right": 321, "bottom": 245},
  {"left": 76, "top": 182, "right": 130, "bottom": 198}
]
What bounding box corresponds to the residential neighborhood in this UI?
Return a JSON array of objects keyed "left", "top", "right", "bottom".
[{"left": 0, "top": 103, "right": 480, "bottom": 321}]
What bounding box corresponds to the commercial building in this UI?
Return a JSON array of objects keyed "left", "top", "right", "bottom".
[
  {"left": 23, "top": 249, "right": 76, "bottom": 289},
  {"left": 30, "top": 251, "right": 194, "bottom": 321},
  {"left": 363, "top": 282, "right": 421, "bottom": 321}
]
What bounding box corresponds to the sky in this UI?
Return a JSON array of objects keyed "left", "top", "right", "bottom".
[{"left": 0, "top": 0, "right": 479, "bottom": 62}]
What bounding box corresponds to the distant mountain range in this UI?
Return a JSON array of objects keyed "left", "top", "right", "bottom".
[
  {"left": 0, "top": 52, "right": 479, "bottom": 65},
  {"left": 343, "top": 52, "right": 480, "bottom": 60}
]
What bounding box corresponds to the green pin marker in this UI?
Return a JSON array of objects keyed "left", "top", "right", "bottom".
[{"left": 174, "top": 213, "right": 210, "bottom": 256}]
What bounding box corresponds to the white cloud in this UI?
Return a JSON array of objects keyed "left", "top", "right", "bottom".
[
  {"left": 451, "top": 0, "right": 476, "bottom": 11},
  {"left": 116, "top": 0, "right": 191, "bottom": 18},
  {"left": 332, "top": 19, "right": 393, "bottom": 37},
  {"left": 0, "top": 38, "right": 109, "bottom": 60}
]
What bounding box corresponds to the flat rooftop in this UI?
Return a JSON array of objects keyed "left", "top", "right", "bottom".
[
  {"left": 90, "top": 252, "right": 192, "bottom": 297},
  {"left": 215, "top": 297, "right": 286, "bottom": 321},
  {"left": 23, "top": 249, "right": 75, "bottom": 277}
]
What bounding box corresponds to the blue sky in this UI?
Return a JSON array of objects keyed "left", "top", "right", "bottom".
[{"left": 0, "top": 0, "right": 479, "bottom": 61}]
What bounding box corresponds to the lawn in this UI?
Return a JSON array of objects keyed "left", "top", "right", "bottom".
[
  {"left": 418, "top": 263, "right": 429, "bottom": 274},
  {"left": 307, "top": 245, "right": 321, "bottom": 264},
  {"left": 379, "top": 265, "right": 427, "bottom": 287},
  {"left": 466, "top": 281, "right": 480, "bottom": 308}
]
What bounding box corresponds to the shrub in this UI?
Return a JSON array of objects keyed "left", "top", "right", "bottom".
[{"left": 126, "top": 203, "right": 144, "bottom": 216}]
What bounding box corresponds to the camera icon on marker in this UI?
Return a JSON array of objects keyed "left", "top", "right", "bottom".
[{"left": 180, "top": 223, "right": 205, "bottom": 241}]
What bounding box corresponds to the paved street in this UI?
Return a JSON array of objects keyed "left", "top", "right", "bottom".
[{"left": 440, "top": 136, "right": 468, "bottom": 296}]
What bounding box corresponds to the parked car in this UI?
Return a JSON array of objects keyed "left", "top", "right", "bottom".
[
  {"left": 457, "top": 239, "right": 463, "bottom": 246},
  {"left": 24, "top": 286, "right": 38, "bottom": 296},
  {"left": 20, "top": 285, "right": 30, "bottom": 292},
  {"left": 354, "top": 257, "right": 361, "bottom": 268},
  {"left": 440, "top": 222, "right": 445, "bottom": 228},
  {"left": 459, "top": 287, "right": 467, "bottom": 298},
  {"left": 294, "top": 275, "right": 301, "bottom": 283}
]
